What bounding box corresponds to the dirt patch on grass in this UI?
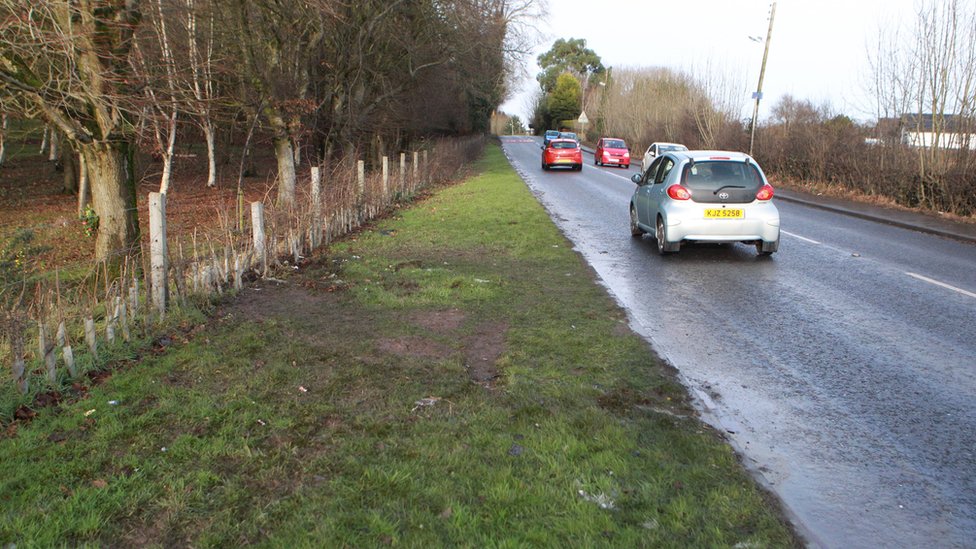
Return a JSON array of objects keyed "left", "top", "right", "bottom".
[
  {"left": 376, "top": 336, "right": 453, "bottom": 360},
  {"left": 411, "top": 309, "right": 466, "bottom": 333},
  {"left": 220, "top": 281, "right": 337, "bottom": 321},
  {"left": 464, "top": 322, "right": 507, "bottom": 384}
]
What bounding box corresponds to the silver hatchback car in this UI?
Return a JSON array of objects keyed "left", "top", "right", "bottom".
[{"left": 629, "top": 151, "right": 780, "bottom": 255}]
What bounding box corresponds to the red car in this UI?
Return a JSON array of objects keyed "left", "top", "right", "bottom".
[
  {"left": 542, "top": 139, "right": 583, "bottom": 171},
  {"left": 594, "top": 137, "right": 630, "bottom": 168}
]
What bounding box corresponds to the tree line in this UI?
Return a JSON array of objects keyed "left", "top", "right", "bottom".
[{"left": 0, "top": 0, "right": 544, "bottom": 264}]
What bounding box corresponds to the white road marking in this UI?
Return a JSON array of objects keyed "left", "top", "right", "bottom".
[
  {"left": 582, "top": 153, "right": 636, "bottom": 181},
  {"left": 905, "top": 272, "right": 976, "bottom": 299},
  {"left": 781, "top": 230, "right": 821, "bottom": 244}
]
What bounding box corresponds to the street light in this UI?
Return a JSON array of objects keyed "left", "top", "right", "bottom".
[{"left": 749, "top": 2, "right": 777, "bottom": 157}]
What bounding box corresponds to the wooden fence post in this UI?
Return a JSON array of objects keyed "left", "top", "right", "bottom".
[
  {"left": 251, "top": 202, "right": 266, "bottom": 275},
  {"left": 311, "top": 166, "right": 322, "bottom": 248},
  {"left": 149, "top": 192, "right": 168, "bottom": 317},
  {"left": 422, "top": 150, "right": 429, "bottom": 186},
  {"left": 357, "top": 160, "right": 365, "bottom": 199},
  {"left": 382, "top": 156, "right": 389, "bottom": 201},
  {"left": 412, "top": 151, "right": 419, "bottom": 192},
  {"left": 399, "top": 152, "right": 406, "bottom": 196}
]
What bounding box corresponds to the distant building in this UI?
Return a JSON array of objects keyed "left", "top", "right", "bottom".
[{"left": 879, "top": 113, "right": 976, "bottom": 150}]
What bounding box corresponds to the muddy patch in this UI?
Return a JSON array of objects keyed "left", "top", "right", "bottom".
[
  {"left": 464, "top": 322, "right": 508, "bottom": 384},
  {"left": 219, "top": 282, "right": 335, "bottom": 322},
  {"left": 410, "top": 309, "right": 466, "bottom": 333},
  {"left": 376, "top": 336, "right": 453, "bottom": 360}
]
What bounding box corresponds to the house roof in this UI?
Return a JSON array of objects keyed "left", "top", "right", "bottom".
[{"left": 885, "top": 113, "right": 976, "bottom": 132}]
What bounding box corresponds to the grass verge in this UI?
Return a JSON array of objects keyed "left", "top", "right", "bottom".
[{"left": 0, "top": 142, "right": 800, "bottom": 547}]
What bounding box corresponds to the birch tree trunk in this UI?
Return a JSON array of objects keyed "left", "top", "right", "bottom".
[
  {"left": 47, "top": 128, "right": 59, "bottom": 162},
  {"left": 0, "top": 113, "right": 7, "bottom": 167},
  {"left": 186, "top": 0, "right": 218, "bottom": 188},
  {"left": 203, "top": 122, "right": 217, "bottom": 187},
  {"left": 77, "top": 152, "right": 90, "bottom": 217}
]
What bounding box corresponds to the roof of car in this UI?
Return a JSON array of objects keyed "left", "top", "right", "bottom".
[
  {"left": 667, "top": 150, "right": 753, "bottom": 162},
  {"left": 652, "top": 142, "right": 687, "bottom": 147},
  {"left": 548, "top": 138, "right": 579, "bottom": 145}
]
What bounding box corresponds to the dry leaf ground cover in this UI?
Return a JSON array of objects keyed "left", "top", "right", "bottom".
[{"left": 0, "top": 142, "right": 800, "bottom": 547}]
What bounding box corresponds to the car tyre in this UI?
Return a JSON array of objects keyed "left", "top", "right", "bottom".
[
  {"left": 542, "top": 162, "right": 549, "bottom": 171},
  {"left": 630, "top": 206, "right": 644, "bottom": 237},
  {"left": 756, "top": 239, "right": 779, "bottom": 255},
  {"left": 656, "top": 217, "right": 679, "bottom": 254},
  {"left": 622, "top": 164, "right": 629, "bottom": 169},
  {"left": 594, "top": 158, "right": 600, "bottom": 166}
]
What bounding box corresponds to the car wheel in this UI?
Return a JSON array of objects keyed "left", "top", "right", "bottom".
[
  {"left": 756, "top": 239, "right": 779, "bottom": 255},
  {"left": 542, "top": 162, "right": 548, "bottom": 171},
  {"left": 594, "top": 158, "right": 600, "bottom": 166},
  {"left": 575, "top": 164, "right": 583, "bottom": 171},
  {"left": 656, "top": 217, "right": 679, "bottom": 254},
  {"left": 630, "top": 206, "right": 644, "bottom": 237},
  {"left": 622, "top": 164, "right": 629, "bottom": 169}
]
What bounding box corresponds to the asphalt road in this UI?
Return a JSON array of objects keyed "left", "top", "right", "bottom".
[{"left": 501, "top": 136, "right": 976, "bottom": 549}]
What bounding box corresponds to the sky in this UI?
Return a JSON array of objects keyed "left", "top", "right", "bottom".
[{"left": 500, "top": 0, "right": 921, "bottom": 124}]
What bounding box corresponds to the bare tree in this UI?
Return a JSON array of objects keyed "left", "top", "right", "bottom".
[
  {"left": 868, "top": 0, "right": 976, "bottom": 212},
  {"left": 141, "top": 0, "right": 181, "bottom": 195},
  {"left": 183, "top": 0, "right": 219, "bottom": 188},
  {"left": 217, "top": 0, "right": 331, "bottom": 209},
  {"left": 0, "top": 1, "right": 143, "bottom": 264}
]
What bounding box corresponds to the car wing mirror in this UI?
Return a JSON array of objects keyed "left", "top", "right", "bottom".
[{"left": 630, "top": 174, "right": 643, "bottom": 185}]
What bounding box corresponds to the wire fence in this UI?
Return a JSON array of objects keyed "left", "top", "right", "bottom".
[{"left": 1, "top": 135, "right": 486, "bottom": 401}]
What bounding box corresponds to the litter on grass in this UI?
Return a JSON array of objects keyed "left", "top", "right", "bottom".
[
  {"left": 412, "top": 396, "right": 442, "bottom": 412},
  {"left": 577, "top": 489, "right": 616, "bottom": 510}
]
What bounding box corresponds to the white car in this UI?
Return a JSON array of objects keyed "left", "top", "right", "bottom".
[
  {"left": 641, "top": 142, "right": 688, "bottom": 174},
  {"left": 629, "top": 150, "right": 780, "bottom": 255}
]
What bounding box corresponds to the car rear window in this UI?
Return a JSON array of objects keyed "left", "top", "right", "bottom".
[
  {"left": 660, "top": 145, "right": 687, "bottom": 153},
  {"left": 552, "top": 141, "right": 578, "bottom": 149},
  {"left": 681, "top": 161, "right": 762, "bottom": 191},
  {"left": 604, "top": 139, "right": 626, "bottom": 148}
]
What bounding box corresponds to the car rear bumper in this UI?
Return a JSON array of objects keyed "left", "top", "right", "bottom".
[{"left": 663, "top": 202, "right": 780, "bottom": 242}]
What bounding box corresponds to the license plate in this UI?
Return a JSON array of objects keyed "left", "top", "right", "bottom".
[
  {"left": 704, "top": 209, "right": 743, "bottom": 218},
  {"left": 556, "top": 158, "right": 572, "bottom": 163},
  {"left": 607, "top": 158, "right": 618, "bottom": 163}
]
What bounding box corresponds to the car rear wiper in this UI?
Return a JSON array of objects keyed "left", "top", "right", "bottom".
[{"left": 713, "top": 185, "right": 746, "bottom": 195}]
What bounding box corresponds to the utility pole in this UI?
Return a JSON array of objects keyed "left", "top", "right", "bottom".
[{"left": 749, "top": 1, "right": 777, "bottom": 157}]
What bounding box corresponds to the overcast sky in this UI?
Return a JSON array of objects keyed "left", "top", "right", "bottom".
[{"left": 501, "top": 0, "right": 921, "bottom": 124}]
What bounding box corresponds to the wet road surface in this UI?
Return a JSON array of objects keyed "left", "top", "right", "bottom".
[{"left": 502, "top": 136, "right": 976, "bottom": 548}]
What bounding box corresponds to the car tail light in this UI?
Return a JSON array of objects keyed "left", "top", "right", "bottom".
[
  {"left": 667, "top": 185, "right": 692, "bottom": 200},
  {"left": 756, "top": 184, "right": 775, "bottom": 201}
]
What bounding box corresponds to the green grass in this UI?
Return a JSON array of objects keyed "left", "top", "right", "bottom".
[{"left": 0, "top": 142, "right": 799, "bottom": 547}]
